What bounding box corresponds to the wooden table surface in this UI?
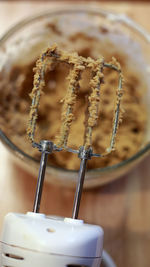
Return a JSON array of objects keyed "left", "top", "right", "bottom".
[{"left": 0, "top": 1, "right": 150, "bottom": 267}]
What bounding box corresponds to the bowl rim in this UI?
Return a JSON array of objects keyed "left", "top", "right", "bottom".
[{"left": 0, "top": 5, "right": 150, "bottom": 176}]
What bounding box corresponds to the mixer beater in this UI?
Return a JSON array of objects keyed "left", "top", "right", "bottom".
[
  {"left": 0, "top": 44, "right": 123, "bottom": 267},
  {"left": 27, "top": 44, "right": 123, "bottom": 218}
]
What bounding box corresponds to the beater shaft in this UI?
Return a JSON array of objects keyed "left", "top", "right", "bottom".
[
  {"left": 72, "top": 147, "right": 92, "bottom": 219},
  {"left": 33, "top": 140, "right": 53, "bottom": 213},
  {"left": 33, "top": 151, "right": 48, "bottom": 213},
  {"left": 72, "top": 158, "right": 87, "bottom": 219}
]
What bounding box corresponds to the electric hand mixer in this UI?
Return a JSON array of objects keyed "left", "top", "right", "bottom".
[{"left": 0, "top": 45, "right": 123, "bottom": 267}]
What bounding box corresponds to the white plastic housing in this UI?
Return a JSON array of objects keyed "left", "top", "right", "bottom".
[{"left": 0, "top": 212, "right": 104, "bottom": 267}]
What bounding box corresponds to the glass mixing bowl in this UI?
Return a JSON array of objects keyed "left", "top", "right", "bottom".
[{"left": 0, "top": 5, "right": 150, "bottom": 188}]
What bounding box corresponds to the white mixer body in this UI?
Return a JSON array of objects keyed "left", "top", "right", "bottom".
[{"left": 0, "top": 212, "right": 104, "bottom": 267}]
